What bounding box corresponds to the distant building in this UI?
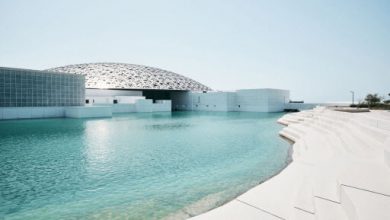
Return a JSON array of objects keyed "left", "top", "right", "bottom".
[
  {"left": 0, "top": 63, "right": 290, "bottom": 120},
  {"left": 172, "top": 89, "right": 289, "bottom": 112}
]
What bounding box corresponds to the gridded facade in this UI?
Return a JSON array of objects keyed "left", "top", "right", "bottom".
[{"left": 0, "top": 67, "right": 85, "bottom": 107}]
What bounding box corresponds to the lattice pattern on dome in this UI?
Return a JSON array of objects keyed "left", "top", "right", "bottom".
[{"left": 46, "top": 63, "right": 211, "bottom": 91}]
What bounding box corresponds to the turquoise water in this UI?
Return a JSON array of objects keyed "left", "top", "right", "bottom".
[{"left": 0, "top": 112, "right": 290, "bottom": 220}]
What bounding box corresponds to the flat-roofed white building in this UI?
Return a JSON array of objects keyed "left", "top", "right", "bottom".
[{"left": 172, "top": 89, "right": 289, "bottom": 112}]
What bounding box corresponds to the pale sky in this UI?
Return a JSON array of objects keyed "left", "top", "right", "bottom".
[{"left": 1, "top": 0, "right": 389, "bottom": 102}]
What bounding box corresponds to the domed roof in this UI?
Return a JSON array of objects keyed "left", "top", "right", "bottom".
[{"left": 47, "top": 63, "right": 211, "bottom": 91}]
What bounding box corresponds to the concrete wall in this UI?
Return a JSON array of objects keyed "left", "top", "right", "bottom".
[
  {"left": 235, "top": 89, "right": 269, "bottom": 112},
  {"left": 171, "top": 89, "right": 289, "bottom": 112},
  {"left": 0, "top": 106, "right": 112, "bottom": 119},
  {"left": 190, "top": 92, "right": 236, "bottom": 112},
  {"left": 86, "top": 96, "right": 146, "bottom": 105},
  {"left": 95, "top": 99, "right": 171, "bottom": 113},
  {"left": 0, "top": 99, "right": 170, "bottom": 119},
  {"left": 152, "top": 100, "right": 172, "bottom": 112},
  {"left": 265, "top": 89, "right": 290, "bottom": 112},
  {"left": 115, "top": 96, "right": 145, "bottom": 104},
  {"left": 112, "top": 104, "right": 136, "bottom": 113},
  {"left": 235, "top": 89, "right": 289, "bottom": 112},
  {"left": 85, "top": 89, "right": 145, "bottom": 105},
  {"left": 91, "top": 99, "right": 171, "bottom": 114},
  {"left": 0, "top": 107, "right": 65, "bottom": 119},
  {"left": 65, "top": 106, "right": 112, "bottom": 118},
  {"left": 135, "top": 99, "right": 153, "bottom": 112},
  {"left": 88, "top": 96, "right": 114, "bottom": 104}
]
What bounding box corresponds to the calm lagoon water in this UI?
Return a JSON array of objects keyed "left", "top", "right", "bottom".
[{"left": 0, "top": 111, "right": 290, "bottom": 219}]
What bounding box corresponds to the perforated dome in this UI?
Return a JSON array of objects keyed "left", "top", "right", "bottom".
[{"left": 47, "top": 63, "right": 211, "bottom": 91}]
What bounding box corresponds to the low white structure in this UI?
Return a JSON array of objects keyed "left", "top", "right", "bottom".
[
  {"left": 0, "top": 106, "right": 113, "bottom": 119},
  {"left": 152, "top": 100, "right": 172, "bottom": 112},
  {"left": 92, "top": 99, "right": 172, "bottom": 113},
  {"left": 172, "top": 88, "right": 289, "bottom": 112},
  {"left": 191, "top": 107, "right": 390, "bottom": 220},
  {"left": 85, "top": 90, "right": 145, "bottom": 105},
  {"left": 0, "top": 106, "right": 112, "bottom": 120},
  {"left": 0, "top": 99, "right": 172, "bottom": 119},
  {"left": 85, "top": 90, "right": 172, "bottom": 113},
  {"left": 65, "top": 106, "right": 112, "bottom": 118},
  {"left": 86, "top": 96, "right": 146, "bottom": 105},
  {"left": 0, "top": 107, "right": 66, "bottom": 120},
  {"left": 83, "top": 88, "right": 288, "bottom": 114}
]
